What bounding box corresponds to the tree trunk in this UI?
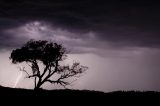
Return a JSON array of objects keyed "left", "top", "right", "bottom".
[
  {"left": 34, "top": 79, "right": 42, "bottom": 91},
  {"left": 34, "top": 77, "right": 37, "bottom": 89},
  {"left": 34, "top": 83, "right": 41, "bottom": 90}
]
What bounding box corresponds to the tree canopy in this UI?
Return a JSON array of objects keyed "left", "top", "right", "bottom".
[{"left": 10, "top": 40, "right": 88, "bottom": 90}]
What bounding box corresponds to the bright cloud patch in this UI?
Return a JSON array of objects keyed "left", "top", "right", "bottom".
[
  {"left": 2, "top": 21, "right": 159, "bottom": 58},
  {"left": 2, "top": 21, "right": 98, "bottom": 54}
]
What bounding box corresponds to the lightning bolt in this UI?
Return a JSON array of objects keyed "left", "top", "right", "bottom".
[{"left": 13, "top": 71, "right": 23, "bottom": 88}]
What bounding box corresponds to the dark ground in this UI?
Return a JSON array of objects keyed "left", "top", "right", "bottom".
[
  {"left": 0, "top": 85, "right": 159, "bottom": 96},
  {"left": 0, "top": 85, "right": 159, "bottom": 104}
]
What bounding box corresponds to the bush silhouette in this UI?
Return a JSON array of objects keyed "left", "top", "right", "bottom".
[{"left": 10, "top": 40, "right": 88, "bottom": 90}]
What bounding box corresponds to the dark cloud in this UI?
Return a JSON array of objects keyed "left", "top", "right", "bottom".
[
  {"left": 0, "top": 31, "right": 29, "bottom": 50},
  {"left": 0, "top": 0, "right": 160, "bottom": 50}
]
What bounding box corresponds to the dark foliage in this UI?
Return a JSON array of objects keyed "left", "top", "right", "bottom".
[{"left": 10, "top": 40, "right": 88, "bottom": 90}]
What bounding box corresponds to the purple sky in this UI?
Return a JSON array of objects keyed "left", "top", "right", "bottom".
[{"left": 0, "top": 0, "right": 160, "bottom": 92}]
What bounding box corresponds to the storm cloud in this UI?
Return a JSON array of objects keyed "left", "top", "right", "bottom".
[{"left": 0, "top": 0, "right": 160, "bottom": 52}]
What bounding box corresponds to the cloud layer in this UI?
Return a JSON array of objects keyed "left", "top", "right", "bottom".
[{"left": 0, "top": 0, "right": 160, "bottom": 52}]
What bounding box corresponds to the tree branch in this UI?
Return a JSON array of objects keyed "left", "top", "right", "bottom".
[
  {"left": 46, "top": 79, "right": 69, "bottom": 88},
  {"left": 28, "top": 74, "right": 39, "bottom": 78},
  {"left": 32, "top": 60, "right": 40, "bottom": 76},
  {"left": 18, "top": 67, "right": 30, "bottom": 77},
  {"left": 18, "top": 67, "right": 39, "bottom": 79},
  {"left": 48, "top": 60, "right": 59, "bottom": 77},
  {"left": 41, "top": 65, "right": 49, "bottom": 78},
  {"left": 26, "top": 62, "right": 32, "bottom": 68},
  {"left": 41, "top": 60, "right": 59, "bottom": 84}
]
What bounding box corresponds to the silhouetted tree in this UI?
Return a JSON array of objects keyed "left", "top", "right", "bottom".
[{"left": 10, "top": 40, "right": 88, "bottom": 90}]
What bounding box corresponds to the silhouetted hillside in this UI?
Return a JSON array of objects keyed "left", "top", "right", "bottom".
[
  {"left": 0, "top": 85, "right": 160, "bottom": 98},
  {"left": 0, "top": 85, "right": 106, "bottom": 96},
  {"left": 0, "top": 85, "right": 160, "bottom": 105}
]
